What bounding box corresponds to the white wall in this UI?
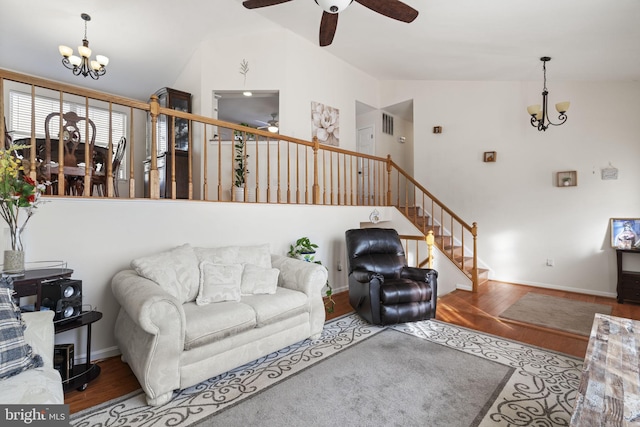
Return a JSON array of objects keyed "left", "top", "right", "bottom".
[
  {"left": 380, "top": 80, "right": 640, "bottom": 295},
  {"left": 15, "top": 199, "right": 399, "bottom": 362}
]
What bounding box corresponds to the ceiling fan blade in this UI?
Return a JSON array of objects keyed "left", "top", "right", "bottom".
[
  {"left": 355, "top": 0, "right": 419, "bottom": 23},
  {"left": 319, "top": 12, "right": 339, "bottom": 47},
  {"left": 242, "top": 0, "right": 294, "bottom": 9}
]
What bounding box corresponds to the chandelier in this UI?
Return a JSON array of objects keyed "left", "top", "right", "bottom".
[
  {"left": 58, "top": 13, "right": 109, "bottom": 80},
  {"left": 526, "top": 57, "right": 570, "bottom": 131}
]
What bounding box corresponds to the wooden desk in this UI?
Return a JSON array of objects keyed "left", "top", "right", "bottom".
[{"left": 570, "top": 313, "right": 640, "bottom": 426}]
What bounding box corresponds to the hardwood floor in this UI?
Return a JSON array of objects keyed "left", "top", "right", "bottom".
[{"left": 65, "top": 281, "right": 640, "bottom": 414}]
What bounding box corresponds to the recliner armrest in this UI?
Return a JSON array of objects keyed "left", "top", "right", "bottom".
[
  {"left": 401, "top": 266, "right": 438, "bottom": 282},
  {"left": 350, "top": 268, "right": 384, "bottom": 284}
]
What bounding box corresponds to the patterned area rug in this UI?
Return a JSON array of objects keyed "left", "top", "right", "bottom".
[{"left": 70, "top": 314, "right": 583, "bottom": 427}]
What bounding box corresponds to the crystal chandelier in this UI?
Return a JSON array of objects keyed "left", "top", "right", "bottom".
[
  {"left": 526, "top": 57, "right": 570, "bottom": 131},
  {"left": 59, "top": 13, "right": 109, "bottom": 80}
]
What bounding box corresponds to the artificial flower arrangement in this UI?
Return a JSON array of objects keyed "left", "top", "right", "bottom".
[{"left": 0, "top": 145, "right": 47, "bottom": 253}]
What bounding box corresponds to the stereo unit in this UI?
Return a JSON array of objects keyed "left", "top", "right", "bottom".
[
  {"left": 41, "top": 279, "right": 82, "bottom": 321},
  {"left": 53, "top": 343, "right": 74, "bottom": 381}
]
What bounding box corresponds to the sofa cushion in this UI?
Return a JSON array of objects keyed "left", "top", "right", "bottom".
[
  {"left": 241, "top": 287, "right": 308, "bottom": 328},
  {"left": 241, "top": 264, "right": 279, "bottom": 295},
  {"left": 194, "top": 246, "right": 240, "bottom": 266},
  {"left": 131, "top": 243, "right": 199, "bottom": 303},
  {"left": 0, "top": 280, "right": 43, "bottom": 380},
  {"left": 196, "top": 262, "right": 243, "bottom": 305},
  {"left": 183, "top": 301, "right": 256, "bottom": 350}
]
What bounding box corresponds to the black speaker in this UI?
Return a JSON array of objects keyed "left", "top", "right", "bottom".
[{"left": 41, "top": 279, "right": 82, "bottom": 321}]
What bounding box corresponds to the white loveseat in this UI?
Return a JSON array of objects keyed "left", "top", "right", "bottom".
[
  {"left": 0, "top": 310, "right": 64, "bottom": 404},
  {"left": 112, "top": 243, "right": 328, "bottom": 406}
]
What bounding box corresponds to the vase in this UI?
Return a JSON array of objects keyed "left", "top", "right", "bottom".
[
  {"left": 3, "top": 250, "right": 25, "bottom": 276},
  {"left": 3, "top": 227, "right": 25, "bottom": 276}
]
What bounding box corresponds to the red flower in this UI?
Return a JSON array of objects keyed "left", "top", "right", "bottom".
[
  {"left": 23, "top": 176, "right": 36, "bottom": 186},
  {"left": 27, "top": 194, "right": 35, "bottom": 204}
]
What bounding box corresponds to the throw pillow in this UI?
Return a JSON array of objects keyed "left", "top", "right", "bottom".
[
  {"left": 196, "top": 262, "right": 243, "bottom": 305},
  {"left": 0, "top": 278, "right": 43, "bottom": 380},
  {"left": 236, "top": 243, "right": 272, "bottom": 269},
  {"left": 194, "top": 245, "right": 240, "bottom": 265},
  {"left": 241, "top": 263, "right": 280, "bottom": 295},
  {"left": 131, "top": 243, "right": 200, "bottom": 303}
]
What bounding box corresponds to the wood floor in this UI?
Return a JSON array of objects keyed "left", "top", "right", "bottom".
[{"left": 65, "top": 280, "right": 640, "bottom": 414}]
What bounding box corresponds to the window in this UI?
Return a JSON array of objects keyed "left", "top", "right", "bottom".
[{"left": 8, "top": 91, "right": 127, "bottom": 178}]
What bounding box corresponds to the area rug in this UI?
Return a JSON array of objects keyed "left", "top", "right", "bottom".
[
  {"left": 70, "top": 314, "right": 583, "bottom": 427},
  {"left": 498, "top": 292, "right": 613, "bottom": 336}
]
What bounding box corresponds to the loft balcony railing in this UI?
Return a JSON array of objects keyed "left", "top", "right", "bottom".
[{"left": 0, "top": 68, "right": 479, "bottom": 291}]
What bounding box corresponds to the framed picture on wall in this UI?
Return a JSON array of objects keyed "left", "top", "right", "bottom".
[
  {"left": 483, "top": 151, "right": 496, "bottom": 162},
  {"left": 610, "top": 218, "right": 640, "bottom": 250}
]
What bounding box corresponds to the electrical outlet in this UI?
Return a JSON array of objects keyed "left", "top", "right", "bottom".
[
  {"left": 546, "top": 258, "right": 554, "bottom": 267},
  {"left": 337, "top": 263, "right": 342, "bottom": 271}
]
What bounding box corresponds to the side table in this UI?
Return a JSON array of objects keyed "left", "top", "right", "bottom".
[
  {"left": 616, "top": 249, "right": 640, "bottom": 303},
  {"left": 55, "top": 310, "right": 103, "bottom": 392}
]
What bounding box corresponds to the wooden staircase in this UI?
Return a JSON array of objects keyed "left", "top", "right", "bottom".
[{"left": 399, "top": 206, "right": 489, "bottom": 288}]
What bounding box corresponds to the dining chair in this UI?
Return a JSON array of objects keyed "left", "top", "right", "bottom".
[
  {"left": 43, "top": 111, "right": 96, "bottom": 195},
  {"left": 92, "top": 136, "right": 126, "bottom": 197}
]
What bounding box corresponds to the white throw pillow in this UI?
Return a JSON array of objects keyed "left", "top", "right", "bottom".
[
  {"left": 131, "top": 244, "right": 199, "bottom": 303},
  {"left": 196, "top": 262, "right": 243, "bottom": 305},
  {"left": 241, "top": 263, "right": 280, "bottom": 295},
  {"left": 194, "top": 246, "right": 240, "bottom": 265},
  {"left": 236, "top": 243, "right": 272, "bottom": 268}
]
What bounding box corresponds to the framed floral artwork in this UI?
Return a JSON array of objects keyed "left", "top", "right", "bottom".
[
  {"left": 611, "top": 218, "right": 640, "bottom": 250},
  {"left": 311, "top": 101, "right": 339, "bottom": 146}
]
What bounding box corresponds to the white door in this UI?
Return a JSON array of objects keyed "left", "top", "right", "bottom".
[{"left": 357, "top": 126, "right": 375, "bottom": 205}]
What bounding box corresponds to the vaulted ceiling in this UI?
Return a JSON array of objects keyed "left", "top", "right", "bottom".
[{"left": 1, "top": 0, "right": 639, "bottom": 102}]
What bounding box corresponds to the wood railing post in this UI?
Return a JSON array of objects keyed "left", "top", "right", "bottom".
[
  {"left": 149, "top": 95, "right": 160, "bottom": 199},
  {"left": 386, "top": 155, "right": 393, "bottom": 206},
  {"left": 426, "top": 230, "right": 435, "bottom": 269},
  {"left": 472, "top": 222, "right": 478, "bottom": 292},
  {"left": 312, "top": 136, "right": 320, "bottom": 204}
]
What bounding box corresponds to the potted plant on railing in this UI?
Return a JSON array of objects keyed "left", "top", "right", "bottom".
[
  {"left": 233, "top": 130, "right": 249, "bottom": 201},
  {"left": 288, "top": 237, "right": 335, "bottom": 313}
]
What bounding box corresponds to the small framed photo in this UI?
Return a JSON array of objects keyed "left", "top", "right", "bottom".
[
  {"left": 611, "top": 218, "right": 640, "bottom": 249},
  {"left": 483, "top": 151, "right": 496, "bottom": 162}
]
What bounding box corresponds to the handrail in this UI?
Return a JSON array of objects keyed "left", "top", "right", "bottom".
[{"left": 1, "top": 68, "right": 479, "bottom": 291}]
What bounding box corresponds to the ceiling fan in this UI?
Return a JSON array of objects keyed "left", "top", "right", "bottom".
[
  {"left": 242, "top": 0, "right": 419, "bottom": 47},
  {"left": 257, "top": 113, "right": 279, "bottom": 132}
]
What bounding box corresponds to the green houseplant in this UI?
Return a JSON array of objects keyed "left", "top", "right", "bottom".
[
  {"left": 233, "top": 130, "right": 250, "bottom": 201},
  {"left": 288, "top": 237, "right": 335, "bottom": 313}
]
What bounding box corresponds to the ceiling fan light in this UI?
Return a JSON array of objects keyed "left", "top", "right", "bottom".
[
  {"left": 315, "top": 0, "right": 353, "bottom": 13},
  {"left": 268, "top": 125, "right": 279, "bottom": 133},
  {"left": 243, "top": 91, "right": 253, "bottom": 97}
]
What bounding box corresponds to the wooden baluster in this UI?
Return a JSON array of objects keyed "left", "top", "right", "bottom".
[
  {"left": 296, "top": 143, "right": 300, "bottom": 204},
  {"left": 202, "top": 126, "right": 208, "bottom": 201},
  {"left": 303, "top": 145, "right": 308, "bottom": 204},
  {"left": 312, "top": 137, "right": 320, "bottom": 205},
  {"left": 286, "top": 142, "right": 291, "bottom": 203},
  {"left": 188, "top": 120, "right": 193, "bottom": 200},
  {"left": 323, "top": 150, "right": 327, "bottom": 205},
  {"left": 266, "top": 138, "right": 271, "bottom": 203},
  {"left": 170, "top": 116, "right": 176, "bottom": 199},
  {"left": 386, "top": 155, "right": 392, "bottom": 206},
  {"left": 128, "top": 107, "right": 135, "bottom": 198},
  {"left": 277, "top": 140, "right": 282, "bottom": 203},
  {"left": 149, "top": 95, "right": 160, "bottom": 199},
  {"left": 29, "top": 85, "right": 36, "bottom": 182},
  {"left": 106, "top": 102, "right": 114, "bottom": 197},
  {"left": 254, "top": 132, "right": 259, "bottom": 202},
  {"left": 472, "top": 222, "right": 478, "bottom": 292}
]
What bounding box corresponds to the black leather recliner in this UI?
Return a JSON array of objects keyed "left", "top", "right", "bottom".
[{"left": 345, "top": 228, "right": 438, "bottom": 325}]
